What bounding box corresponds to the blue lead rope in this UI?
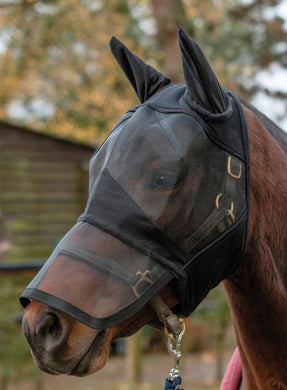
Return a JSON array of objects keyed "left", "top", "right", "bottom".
[{"left": 164, "top": 376, "right": 184, "bottom": 390}]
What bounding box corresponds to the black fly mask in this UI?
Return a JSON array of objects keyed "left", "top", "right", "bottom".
[{"left": 20, "top": 28, "right": 250, "bottom": 329}]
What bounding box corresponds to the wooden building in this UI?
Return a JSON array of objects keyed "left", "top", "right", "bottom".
[{"left": 0, "top": 120, "right": 95, "bottom": 262}]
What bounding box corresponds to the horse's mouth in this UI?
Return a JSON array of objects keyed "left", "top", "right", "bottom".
[
  {"left": 70, "top": 329, "right": 109, "bottom": 376},
  {"left": 31, "top": 329, "right": 109, "bottom": 377}
]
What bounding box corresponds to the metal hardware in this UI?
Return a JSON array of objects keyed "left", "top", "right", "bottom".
[
  {"left": 167, "top": 322, "right": 185, "bottom": 382},
  {"left": 215, "top": 193, "right": 235, "bottom": 223},
  {"left": 227, "top": 156, "right": 242, "bottom": 179},
  {"left": 215, "top": 193, "right": 223, "bottom": 209}
]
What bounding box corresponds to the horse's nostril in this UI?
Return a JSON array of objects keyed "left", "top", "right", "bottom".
[
  {"left": 36, "top": 313, "right": 62, "bottom": 340},
  {"left": 34, "top": 312, "right": 66, "bottom": 347},
  {"left": 22, "top": 303, "right": 71, "bottom": 356}
]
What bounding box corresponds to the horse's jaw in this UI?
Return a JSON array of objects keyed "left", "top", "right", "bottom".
[{"left": 22, "top": 301, "right": 112, "bottom": 377}]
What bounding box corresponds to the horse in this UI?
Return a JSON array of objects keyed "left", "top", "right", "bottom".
[{"left": 20, "top": 27, "right": 287, "bottom": 390}]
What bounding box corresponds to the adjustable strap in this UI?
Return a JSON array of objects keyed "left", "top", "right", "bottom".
[
  {"left": 60, "top": 244, "right": 136, "bottom": 284},
  {"left": 182, "top": 205, "right": 230, "bottom": 252},
  {"left": 59, "top": 242, "right": 164, "bottom": 298},
  {"left": 182, "top": 155, "right": 242, "bottom": 253},
  {"left": 150, "top": 295, "right": 184, "bottom": 336}
]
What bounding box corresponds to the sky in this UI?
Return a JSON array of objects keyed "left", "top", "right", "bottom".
[{"left": 252, "top": 0, "right": 287, "bottom": 130}]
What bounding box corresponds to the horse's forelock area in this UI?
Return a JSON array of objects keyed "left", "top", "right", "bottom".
[{"left": 242, "top": 101, "right": 287, "bottom": 148}]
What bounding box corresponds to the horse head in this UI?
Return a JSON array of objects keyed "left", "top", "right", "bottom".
[{"left": 21, "top": 27, "right": 249, "bottom": 377}]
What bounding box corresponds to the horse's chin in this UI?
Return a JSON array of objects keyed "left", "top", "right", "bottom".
[
  {"left": 31, "top": 329, "right": 110, "bottom": 377},
  {"left": 70, "top": 330, "right": 110, "bottom": 376}
]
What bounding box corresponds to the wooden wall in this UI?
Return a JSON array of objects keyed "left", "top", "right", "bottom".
[{"left": 0, "top": 121, "right": 95, "bottom": 262}]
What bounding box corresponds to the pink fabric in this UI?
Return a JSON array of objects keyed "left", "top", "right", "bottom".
[{"left": 220, "top": 348, "right": 242, "bottom": 390}]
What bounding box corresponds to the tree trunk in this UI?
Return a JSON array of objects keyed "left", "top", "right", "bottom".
[
  {"left": 150, "top": 0, "right": 192, "bottom": 81},
  {"left": 0, "top": 375, "right": 9, "bottom": 390},
  {"left": 125, "top": 330, "right": 143, "bottom": 384}
]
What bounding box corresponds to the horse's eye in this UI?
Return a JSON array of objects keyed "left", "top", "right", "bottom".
[{"left": 147, "top": 170, "right": 179, "bottom": 190}]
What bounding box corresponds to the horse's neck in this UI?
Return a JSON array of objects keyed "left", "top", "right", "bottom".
[{"left": 223, "top": 106, "right": 287, "bottom": 390}]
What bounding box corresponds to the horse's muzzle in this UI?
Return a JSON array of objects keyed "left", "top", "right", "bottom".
[{"left": 22, "top": 301, "right": 108, "bottom": 376}]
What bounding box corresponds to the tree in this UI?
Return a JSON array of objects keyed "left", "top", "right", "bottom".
[
  {"left": 150, "top": 0, "right": 192, "bottom": 80},
  {"left": 0, "top": 0, "right": 286, "bottom": 144},
  {"left": 151, "top": 0, "right": 287, "bottom": 109},
  {"left": 0, "top": 0, "right": 141, "bottom": 143}
]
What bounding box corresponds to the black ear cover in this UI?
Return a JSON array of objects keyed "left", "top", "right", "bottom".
[
  {"left": 110, "top": 36, "right": 171, "bottom": 103},
  {"left": 178, "top": 26, "right": 229, "bottom": 115}
]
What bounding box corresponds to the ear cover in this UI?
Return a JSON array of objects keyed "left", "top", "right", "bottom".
[
  {"left": 110, "top": 36, "right": 171, "bottom": 103},
  {"left": 178, "top": 27, "right": 232, "bottom": 119}
]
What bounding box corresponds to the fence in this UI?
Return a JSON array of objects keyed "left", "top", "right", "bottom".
[{"left": 0, "top": 262, "right": 43, "bottom": 273}]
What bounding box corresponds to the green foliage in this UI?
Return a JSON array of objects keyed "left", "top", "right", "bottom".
[
  {"left": 0, "top": 0, "right": 141, "bottom": 143},
  {"left": 192, "top": 284, "right": 234, "bottom": 379},
  {"left": 180, "top": 0, "right": 287, "bottom": 102},
  {"left": 0, "top": 0, "right": 286, "bottom": 144},
  {"left": 193, "top": 284, "right": 231, "bottom": 332},
  {"left": 193, "top": 284, "right": 233, "bottom": 356},
  {"left": 0, "top": 274, "right": 42, "bottom": 386}
]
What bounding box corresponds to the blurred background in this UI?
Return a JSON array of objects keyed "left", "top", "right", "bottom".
[{"left": 0, "top": 0, "right": 286, "bottom": 389}]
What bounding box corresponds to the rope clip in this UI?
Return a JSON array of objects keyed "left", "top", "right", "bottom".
[{"left": 167, "top": 322, "right": 185, "bottom": 382}]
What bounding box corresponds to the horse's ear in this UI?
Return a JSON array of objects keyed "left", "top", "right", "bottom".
[
  {"left": 178, "top": 26, "right": 228, "bottom": 114},
  {"left": 110, "top": 37, "right": 171, "bottom": 103}
]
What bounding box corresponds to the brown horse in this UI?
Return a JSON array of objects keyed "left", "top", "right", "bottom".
[{"left": 21, "top": 28, "right": 287, "bottom": 390}]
